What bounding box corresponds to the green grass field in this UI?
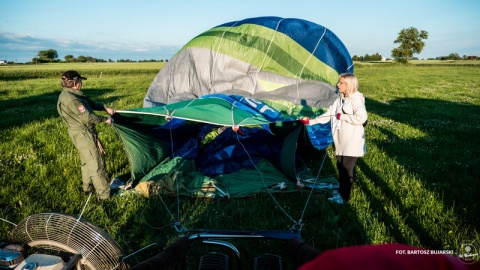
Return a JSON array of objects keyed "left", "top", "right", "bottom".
[{"left": 1, "top": 62, "right": 479, "bottom": 268}]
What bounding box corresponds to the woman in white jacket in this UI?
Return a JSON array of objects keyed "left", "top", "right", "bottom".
[{"left": 303, "top": 73, "right": 367, "bottom": 204}]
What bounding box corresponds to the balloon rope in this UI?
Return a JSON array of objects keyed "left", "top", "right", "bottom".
[
  {"left": 0, "top": 217, "right": 16, "bottom": 227},
  {"left": 297, "top": 98, "right": 342, "bottom": 221},
  {"left": 233, "top": 130, "right": 296, "bottom": 224},
  {"left": 346, "top": 62, "right": 355, "bottom": 73},
  {"left": 253, "top": 18, "right": 285, "bottom": 91},
  {"left": 229, "top": 102, "right": 296, "bottom": 223},
  {"left": 153, "top": 118, "right": 187, "bottom": 233},
  {"left": 77, "top": 192, "right": 93, "bottom": 222},
  {"left": 298, "top": 151, "right": 329, "bottom": 221},
  {"left": 211, "top": 21, "right": 240, "bottom": 90},
  {"left": 166, "top": 120, "right": 182, "bottom": 223},
  {"left": 300, "top": 27, "right": 327, "bottom": 77},
  {"left": 295, "top": 27, "right": 327, "bottom": 102}
]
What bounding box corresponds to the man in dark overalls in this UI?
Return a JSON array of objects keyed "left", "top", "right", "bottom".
[{"left": 57, "top": 70, "right": 115, "bottom": 201}]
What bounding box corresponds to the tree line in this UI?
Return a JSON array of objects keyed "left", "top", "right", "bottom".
[
  {"left": 353, "top": 27, "right": 477, "bottom": 62},
  {"left": 353, "top": 52, "right": 477, "bottom": 62},
  {"left": 352, "top": 53, "right": 383, "bottom": 62},
  {"left": 30, "top": 49, "right": 168, "bottom": 64}
]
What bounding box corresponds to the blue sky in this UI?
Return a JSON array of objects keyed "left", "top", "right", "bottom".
[{"left": 1, "top": 0, "right": 479, "bottom": 63}]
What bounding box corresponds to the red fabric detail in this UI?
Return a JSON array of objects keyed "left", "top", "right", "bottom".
[
  {"left": 299, "top": 243, "right": 480, "bottom": 270},
  {"left": 77, "top": 105, "right": 86, "bottom": 113}
]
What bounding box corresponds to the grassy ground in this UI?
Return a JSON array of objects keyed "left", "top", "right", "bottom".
[{"left": 0, "top": 63, "right": 479, "bottom": 268}]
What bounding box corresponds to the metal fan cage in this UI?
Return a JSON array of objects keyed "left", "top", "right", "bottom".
[{"left": 10, "top": 213, "right": 128, "bottom": 270}]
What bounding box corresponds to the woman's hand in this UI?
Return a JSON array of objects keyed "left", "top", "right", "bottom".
[
  {"left": 299, "top": 117, "right": 310, "bottom": 125},
  {"left": 106, "top": 107, "right": 116, "bottom": 115}
]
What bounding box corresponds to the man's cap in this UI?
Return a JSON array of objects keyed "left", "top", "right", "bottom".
[{"left": 62, "top": 70, "right": 87, "bottom": 80}]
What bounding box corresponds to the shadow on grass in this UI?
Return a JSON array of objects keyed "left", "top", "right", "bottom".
[
  {"left": 359, "top": 97, "right": 480, "bottom": 247},
  {"left": 356, "top": 158, "right": 438, "bottom": 246},
  {"left": 116, "top": 189, "right": 367, "bottom": 268},
  {"left": 0, "top": 88, "right": 122, "bottom": 129}
]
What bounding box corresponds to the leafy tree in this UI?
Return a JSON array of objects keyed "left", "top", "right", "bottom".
[
  {"left": 352, "top": 53, "right": 382, "bottom": 62},
  {"left": 84, "top": 56, "right": 95, "bottom": 62},
  {"left": 371, "top": 52, "right": 382, "bottom": 61},
  {"left": 37, "top": 49, "right": 58, "bottom": 62},
  {"left": 64, "top": 55, "right": 75, "bottom": 62},
  {"left": 448, "top": 53, "right": 461, "bottom": 60},
  {"left": 391, "top": 27, "right": 428, "bottom": 63}
]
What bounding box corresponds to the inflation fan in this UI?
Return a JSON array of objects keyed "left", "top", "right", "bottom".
[{"left": 2, "top": 212, "right": 128, "bottom": 270}]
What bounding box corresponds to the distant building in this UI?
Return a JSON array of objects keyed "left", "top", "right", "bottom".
[{"left": 0, "top": 60, "right": 7, "bottom": 64}]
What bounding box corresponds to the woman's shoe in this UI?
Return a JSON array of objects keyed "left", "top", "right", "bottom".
[{"left": 328, "top": 194, "right": 344, "bottom": 204}]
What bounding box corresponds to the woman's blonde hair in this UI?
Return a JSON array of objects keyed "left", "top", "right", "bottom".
[{"left": 339, "top": 73, "right": 359, "bottom": 98}]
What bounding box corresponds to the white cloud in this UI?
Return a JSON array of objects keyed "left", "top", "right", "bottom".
[{"left": 0, "top": 32, "right": 180, "bottom": 63}]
